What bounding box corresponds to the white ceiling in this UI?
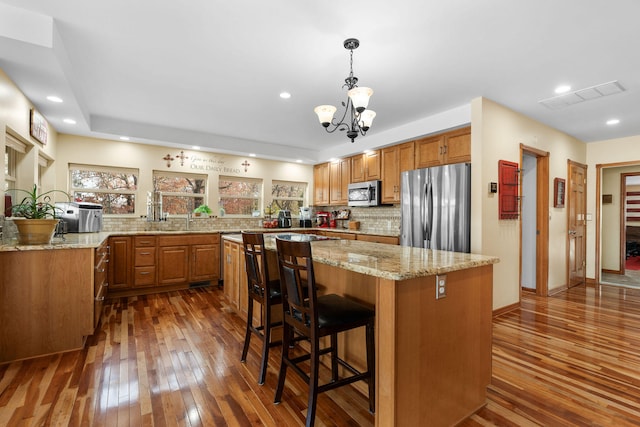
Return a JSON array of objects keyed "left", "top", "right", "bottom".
[{"left": 1, "top": 0, "right": 639, "bottom": 164}]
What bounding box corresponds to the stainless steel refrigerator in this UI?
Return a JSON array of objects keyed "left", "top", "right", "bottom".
[{"left": 400, "top": 163, "right": 471, "bottom": 252}]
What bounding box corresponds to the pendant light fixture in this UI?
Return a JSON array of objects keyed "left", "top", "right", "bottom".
[{"left": 314, "top": 38, "right": 376, "bottom": 143}]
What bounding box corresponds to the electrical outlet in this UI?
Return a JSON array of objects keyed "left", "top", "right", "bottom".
[{"left": 436, "top": 274, "right": 447, "bottom": 299}]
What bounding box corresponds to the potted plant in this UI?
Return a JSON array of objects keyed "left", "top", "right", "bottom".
[
  {"left": 193, "top": 204, "right": 212, "bottom": 217},
  {"left": 8, "top": 184, "right": 71, "bottom": 245}
]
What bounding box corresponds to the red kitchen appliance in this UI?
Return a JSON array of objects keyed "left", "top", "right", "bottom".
[{"left": 316, "top": 211, "right": 330, "bottom": 228}]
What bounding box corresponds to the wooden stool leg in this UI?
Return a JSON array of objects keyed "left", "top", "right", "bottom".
[
  {"left": 274, "top": 323, "right": 290, "bottom": 404},
  {"left": 241, "top": 297, "right": 254, "bottom": 362},
  {"left": 306, "top": 336, "right": 320, "bottom": 427},
  {"left": 330, "top": 333, "right": 338, "bottom": 382},
  {"left": 366, "top": 321, "right": 375, "bottom": 413},
  {"left": 258, "top": 304, "right": 271, "bottom": 385}
]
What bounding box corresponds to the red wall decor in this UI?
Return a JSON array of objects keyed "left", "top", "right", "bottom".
[{"left": 498, "top": 160, "right": 519, "bottom": 219}]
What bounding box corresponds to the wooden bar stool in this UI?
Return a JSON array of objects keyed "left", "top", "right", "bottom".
[
  {"left": 240, "top": 232, "right": 283, "bottom": 385},
  {"left": 274, "top": 237, "right": 375, "bottom": 427}
]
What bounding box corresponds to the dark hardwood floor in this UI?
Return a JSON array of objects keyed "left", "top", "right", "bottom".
[{"left": 1, "top": 283, "right": 640, "bottom": 426}]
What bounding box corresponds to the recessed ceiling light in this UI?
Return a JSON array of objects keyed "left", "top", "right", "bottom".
[
  {"left": 249, "top": 153, "right": 256, "bottom": 157},
  {"left": 63, "top": 118, "right": 76, "bottom": 124},
  {"left": 280, "top": 92, "right": 291, "bottom": 99},
  {"left": 606, "top": 119, "right": 620, "bottom": 125},
  {"left": 192, "top": 146, "right": 200, "bottom": 150},
  {"left": 119, "top": 136, "right": 130, "bottom": 141},
  {"left": 554, "top": 85, "right": 571, "bottom": 94},
  {"left": 296, "top": 159, "right": 303, "bottom": 163},
  {"left": 46, "top": 95, "right": 63, "bottom": 103}
]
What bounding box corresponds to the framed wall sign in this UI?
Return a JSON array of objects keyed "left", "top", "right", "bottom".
[
  {"left": 554, "top": 177, "right": 565, "bottom": 208},
  {"left": 30, "top": 108, "right": 48, "bottom": 145}
]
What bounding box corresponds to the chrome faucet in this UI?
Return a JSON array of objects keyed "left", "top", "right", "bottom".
[{"left": 186, "top": 212, "right": 193, "bottom": 230}]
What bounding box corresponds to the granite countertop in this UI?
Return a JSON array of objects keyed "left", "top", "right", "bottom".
[
  {"left": 223, "top": 233, "right": 499, "bottom": 281},
  {"left": 0, "top": 227, "right": 398, "bottom": 252}
]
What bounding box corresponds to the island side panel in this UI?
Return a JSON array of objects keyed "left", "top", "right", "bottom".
[
  {"left": 394, "top": 264, "right": 493, "bottom": 427},
  {"left": 0, "top": 248, "right": 94, "bottom": 363}
]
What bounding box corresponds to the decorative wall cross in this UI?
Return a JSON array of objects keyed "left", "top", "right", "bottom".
[
  {"left": 176, "top": 150, "right": 188, "bottom": 166},
  {"left": 241, "top": 160, "right": 250, "bottom": 172},
  {"left": 163, "top": 154, "right": 174, "bottom": 167}
]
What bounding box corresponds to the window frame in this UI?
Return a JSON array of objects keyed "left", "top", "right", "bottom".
[
  {"left": 152, "top": 170, "right": 207, "bottom": 216},
  {"left": 218, "top": 175, "right": 263, "bottom": 217},
  {"left": 69, "top": 163, "right": 139, "bottom": 215},
  {"left": 270, "top": 179, "right": 307, "bottom": 217}
]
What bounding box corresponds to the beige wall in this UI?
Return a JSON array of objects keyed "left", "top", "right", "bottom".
[
  {"left": 0, "top": 68, "right": 58, "bottom": 207},
  {"left": 55, "top": 134, "right": 314, "bottom": 216},
  {"left": 471, "top": 97, "right": 586, "bottom": 309},
  {"left": 586, "top": 136, "right": 640, "bottom": 279}
]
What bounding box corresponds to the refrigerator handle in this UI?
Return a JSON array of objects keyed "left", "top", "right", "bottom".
[{"left": 426, "top": 180, "right": 433, "bottom": 247}]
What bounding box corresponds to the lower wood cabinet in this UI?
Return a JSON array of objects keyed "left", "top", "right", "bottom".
[{"left": 109, "top": 233, "right": 220, "bottom": 297}]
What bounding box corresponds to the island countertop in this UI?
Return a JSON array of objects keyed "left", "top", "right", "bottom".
[{"left": 222, "top": 233, "right": 498, "bottom": 281}]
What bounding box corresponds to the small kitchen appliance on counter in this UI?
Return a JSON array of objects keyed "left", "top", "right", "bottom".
[
  {"left": 277, "top": 209, "right": 292, "bottom": 228},
  {"left": 299, "top": 207, "right": 312, "bottom": 228},
  {"left": 316, "top": 211, "right": 330, "bottom": 228},
  {"left": 56, "top": 201, "right": 104, "bottom": 233}
]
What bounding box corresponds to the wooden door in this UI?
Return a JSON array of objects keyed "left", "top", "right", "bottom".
[
  {"left": 568, "top": 161, "right": 587, "bottom": 287},
  {"left": 443, "top": 127, "right": 471, "bottom": 164},
  {"left": 313, "top": 163, "right": 329, "bottom": 205},
  {"left": 191, "top": 244, "right": 218, "bottom": 282},
  {"left": 108, "top": 236, "right": 131, "bottom": 290},
  {"left": 158, "top": 245, "right": 189, "bottom": 285}
]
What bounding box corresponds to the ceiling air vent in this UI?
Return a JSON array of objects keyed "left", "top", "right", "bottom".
[{"left": 539, "top": 80, "right": 625, "bottom": 110}]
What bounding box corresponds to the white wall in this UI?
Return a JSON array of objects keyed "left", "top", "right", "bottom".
[
  {"left": 472, "top": 97, "right": 586, "bottom": 309},
  {"left": 54, "top": 134, "right": 314, "bottom": 216},
  {"left": 0, "top": 68, "right": 59, "bottom": 210}
]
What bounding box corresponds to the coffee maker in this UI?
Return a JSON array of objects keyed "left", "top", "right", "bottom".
[
  {"left": 299, "top": 207, "right": 312, "bottom": 228},
  {"left": 278, "top": 210, "right": 292, "bottom": 228}
]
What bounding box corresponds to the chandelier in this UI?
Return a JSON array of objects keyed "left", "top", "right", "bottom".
[{"left": 314, "top": 38, "right": 376, "bottom": 143}]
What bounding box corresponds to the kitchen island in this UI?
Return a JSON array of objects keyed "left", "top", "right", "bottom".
[{"left": 223, "top": 233, "right": 499, "bottom": 427}]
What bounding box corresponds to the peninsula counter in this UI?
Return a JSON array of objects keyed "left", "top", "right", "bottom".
[{"left": 222, "top": 233, "right": 499, "bottom": 427}]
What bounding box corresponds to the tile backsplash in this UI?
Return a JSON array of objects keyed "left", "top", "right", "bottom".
[{"left": 0, "top": 205, "right": 401, "bottom": 238}]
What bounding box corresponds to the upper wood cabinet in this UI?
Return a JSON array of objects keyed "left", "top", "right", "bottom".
[
  {"left": 415, "top": 127, "right": 470, "bottom": 169},
  {"left": 351, "top": 150, "right": 381, "bottom": 182},
  {"left": 381, "top": 142, "right": 415, "bottom": 203},
  {"left": 313, "top": 162, "right": 330, "bottom": 206},
  {"left": 329, "top": 158, "right": 350, "bottom": 206}
]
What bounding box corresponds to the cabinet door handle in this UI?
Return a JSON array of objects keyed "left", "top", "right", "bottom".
[
  {"left": 95, "top": 296, "right": 105, "bottom": 301},
  {"left": 95, "top": 268, "right": 105, "bottom": 273},
  {"left": 140, "top": 271, "right": 150, "bottom": 275}
]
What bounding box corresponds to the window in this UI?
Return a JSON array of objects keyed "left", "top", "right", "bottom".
[
  {"left": 4, "top": 133, "right": 26, "bottom": 192},
  {"left": 4, "top": 147, "right": 16, "bottom": 192},
  {"left": 153, "top": 171, "right": 206, "bottom": 215},
  {"left": 218, "top": 176, "right": 262, "bottom": 216},
  {"left": 70, "top": 164, "right": 138, "bottom": 214},
  {"left": 270, "top": 180, "right": 307, "bottom": 216}
]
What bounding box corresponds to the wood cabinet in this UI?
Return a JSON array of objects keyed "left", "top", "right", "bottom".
[
  {"left": 158, "top": 235, "right": 190, "bottom": 286},
  {"left": 190, "top": 234, "right": 220, "bottom": 282},
  {"left": 415, "top": 127, "right": 470, "bottom": 168},
  {"left": 223, "top": 240, "right": 241, "bottom": 311},
  {"left": 94, "top": 239, "right": 109, "bottom": 331},
  {"left": 109, "top": 233, "right": 220, "bottom": 297},
  {"left": 329, "top": 158, "right": 350, "bottom": 206},
  {"left": 134, "top": 235, "right": 156, "bottom": 287},
  {"left": 356, "top": 234, "right": 399, "bottom": 245},
  {"left": 316, "top": 230, "right": 357, "bottom": 240},
  {"left": 109, "top": 236, "right": 132, "bottom": 290},
  {"left": 313, "top": 162, "right": 330, "bottom": 205},
  {"left": 381, "top": 142, "right": 415, "bottom": 203},
  {"left": 351, "top": 150, "right": 381, "bottom": 182}
]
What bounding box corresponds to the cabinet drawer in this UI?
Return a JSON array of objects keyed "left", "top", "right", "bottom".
[
  {"left": 134, "top": 266, "right": 156, "bottom": 286},
  {"left": 189, "top": 233, "right": 220, "bottom": 245},
  {"left": 134, "top": 247, "right": 156, "bottom": 266},
  {"left": 134, "top": 236, "right": 156, "bottom": 247}
]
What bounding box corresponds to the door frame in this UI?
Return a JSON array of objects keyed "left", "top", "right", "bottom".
[
  {"left": 595, "top": 161, "right": 640, "bottom": 285},
  {"left": 520, "top": 144, "right": 549, "bottom": 296}
]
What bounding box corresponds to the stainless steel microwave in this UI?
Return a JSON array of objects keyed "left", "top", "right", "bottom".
[{"left": 348, "top": 180, "right": 382, "bottom": 207}]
